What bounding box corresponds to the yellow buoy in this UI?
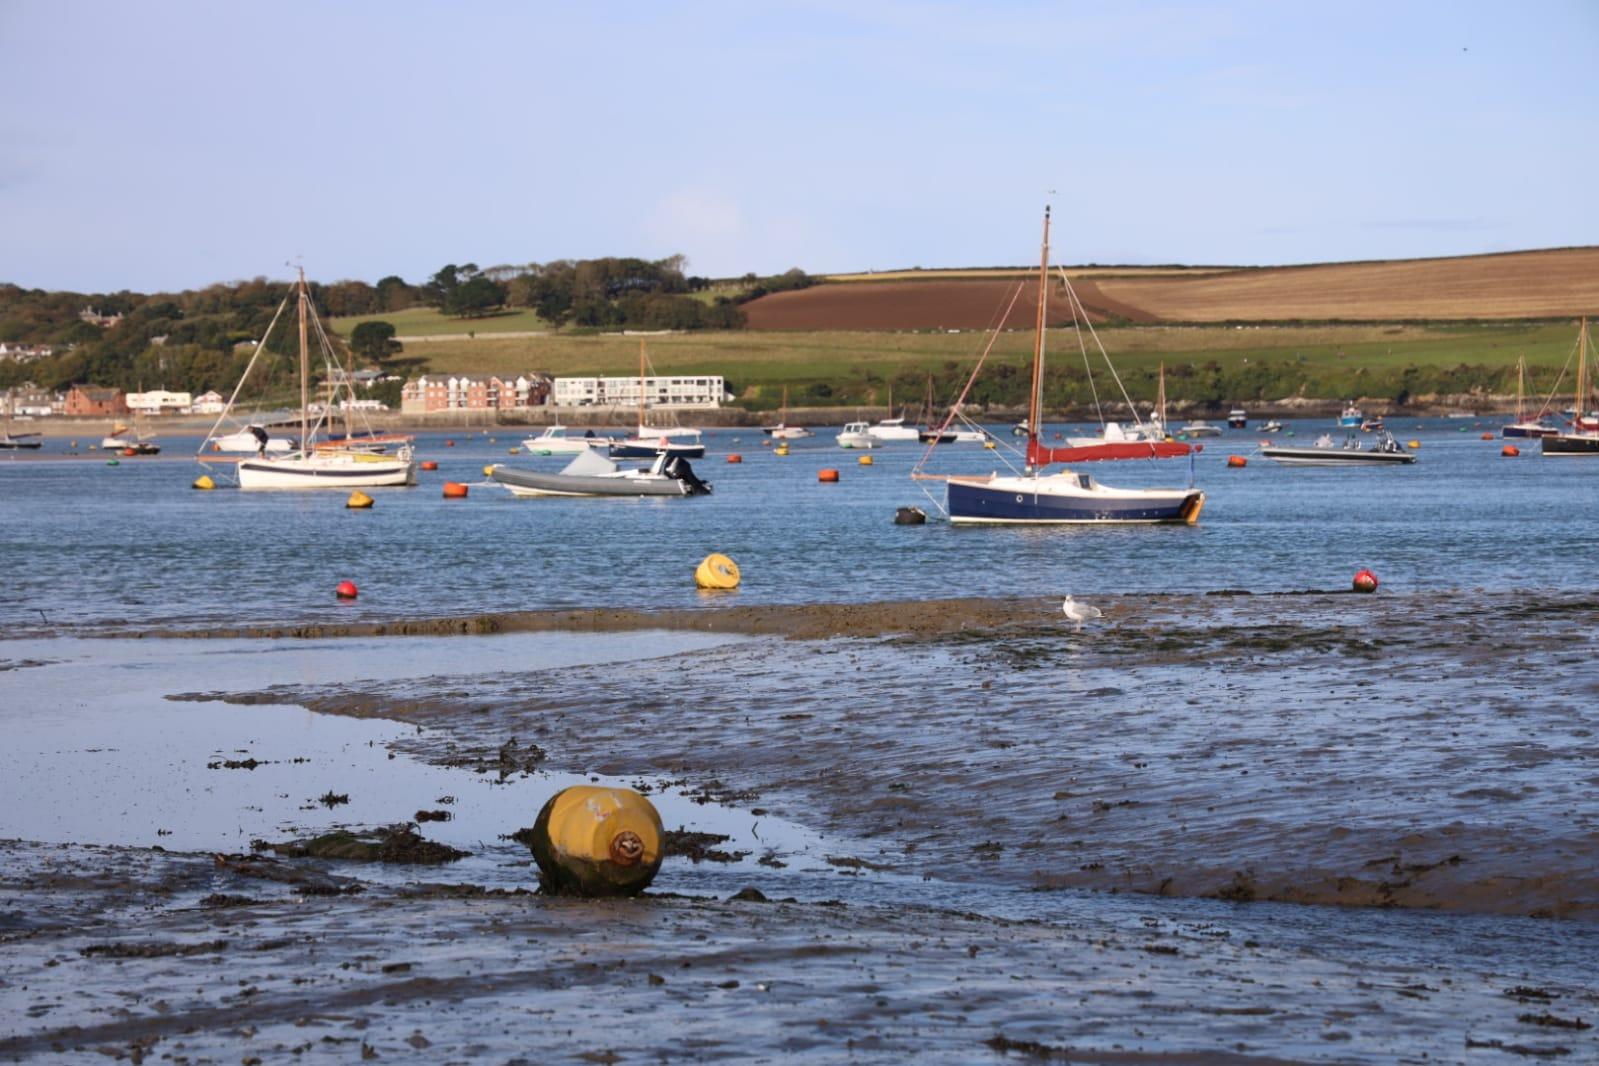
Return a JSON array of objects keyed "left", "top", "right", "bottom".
[
  {"left": 346, "top": 490, "right": 374, "bottom": 509},
  {"left": 984, "top": 439, "right": 997, "bottom": 449},
  {"left": 775, "top": 445, "right": 789, "bottom": 456},
  {"left": 524, "top": 785, "right": 663, "bottom": 897},
  {"left": 695, "top": 552, "right": 741, "bottom": 590},
  {"left": 1407, "top": 440, "right": 1421, "bottom": 450},
  {"left": 858, "top": 454, "right": 873, "bottom": 466},
  {"left": 483, "top": 465, "right": 495, "bottom": 477},
  {"left": 192, "top": 475, "right": 216, "bottom": 491}
]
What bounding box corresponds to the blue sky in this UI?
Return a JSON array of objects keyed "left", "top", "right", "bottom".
[{"left": 2, "top": 1, "right": 1596, "bottom": 292}]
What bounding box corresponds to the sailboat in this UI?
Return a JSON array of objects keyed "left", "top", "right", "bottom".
[
  {"left": 922, "top": 207, "right": 1205, "bottom": 525},
  {"left": 916, "top": 375, "right": 988, "bottom": 444},
  {"left": 199, "top": 269, "right": 417, "bottom": 489},
  {"left": 1541, "top": 319, "right": 1599, "bottom": 456},
  {"left": 607, "top": 342, "right": 706, "bottom": 459},
  {"left": 762, "top": 386, "right": 813, "bottom": 440},
  {"left": 1502, "top": 355, "right": 1557, "bottom": 439},
  {"left": 102, "top": 416, "right": 159, "bottom": 455},
  {"left": 1, "top": 390, "right": 42, "bottom": 449},
  {"left": 868, "top": 384, "right": 922, "bottom": 442}
]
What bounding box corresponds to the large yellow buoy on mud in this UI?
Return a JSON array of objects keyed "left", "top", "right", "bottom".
[
  {"left": 695, "top": 552, "right": 741, "bottom": 590},
  {"left": 526, "top": 785, "right": 663, "bottom": 897}
]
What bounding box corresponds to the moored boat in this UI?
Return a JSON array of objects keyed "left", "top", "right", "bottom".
[
  {"left": 868, "top": 416, "right": 922, "bottom": 442},
  {"left": 1502, "top": 355, "right": 1558, "bottom": 438},
  {"left": 1338, "top": 403, "right": 1364, "bottom": 428},
  {"left": 1261, "top": 430, "right": 1416, "bottom": 466},
  {"left": 607, "top": 343, "right": 707, "bottom": 458},
  {"left": 836, "top": 421, "right": 878, "bottom": 449},
  {"left": 1178, "top": 420, "right": 1222, "bottom": 438},
  {"left": 522, "top": 425, "right": 612, "bottom": 455},
  {"left": 1541, "top": 319, "right": 1599, "bottom": 456},
  {"left": 1227, "top": 408, "right": 1247, "bottom": 429},
  {"left": 491, "top": 448, "right": 710, "bottom": 497}
]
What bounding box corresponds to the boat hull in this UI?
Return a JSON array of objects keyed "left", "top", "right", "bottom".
[
  {"left": 1503, "top": 423, "right": 1558, "bottom": 439},
  {"left": 946, "top": 474, "right": 1204, "bottom": 524},
  {"left": 237, "top": 452, "right": 418, "bottom": 489},
  {"left": 1260, "top": 447, "right": 1415, "bottom": 466},
  {"left": 0, "top": 436, "right": 42, "bottom": 449},
  {"left": 490, "top": 466, "right": 696, "bottom": 497},
  {"left": 1540, "top": 433, "right": 1599, "bottom": 456},
  {"left": 608, "top": 440, "right": 706, "bottom": 459}
]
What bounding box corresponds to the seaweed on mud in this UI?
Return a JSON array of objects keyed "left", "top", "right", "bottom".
[
  {"left": 82, "top": 940, "right": 228, "bottom": 958},
  {"left": 256, "top": 825, "right": 468, "bottom": 865},
  {"left": 663, "top": 829, "right": 748, "bottom": 864},
  {"left": 1518, "top": 1013, "right": 1591, "bottom": 1031}
]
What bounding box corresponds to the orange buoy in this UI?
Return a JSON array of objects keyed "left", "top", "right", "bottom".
[
  {"left": 1501, "top": 445, "right": 1520, "bottom": 457},
  {"left": 818, "top": 468, "right": 840, "bottom": 482},
  {"left": 442, "top": 481, "right": 468, "bottom": 498},
  {"left": 335, "top": 580, "right": 358, "bottom": 599},
  {"left": 726, "top": 454, "right": 742, "bottom": 463},
  {"left": 445, "top": 439, "right": 456, "bottom": 447},
  {"left": 420, "top": 460, "right": 439, "bottom": 471},
  {"left": 1352, "top": 568, "right": 1379, "bottom": 594},
  {"left": 1227, "top": 455, "right": 1247, "bottom": 468}
]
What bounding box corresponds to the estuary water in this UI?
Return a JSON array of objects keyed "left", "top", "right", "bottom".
[{"left": 0, "top": 418, "right": 1589, "bottom": 632}]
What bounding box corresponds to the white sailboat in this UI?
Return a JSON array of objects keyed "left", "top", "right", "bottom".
[
  {"left": 1502, "top": 355, "right": 1557, "bottom": 439},
  {"left": 200, "top": 269, "right": 417, "bottom": 489},
  {"left": 762, "top": 386, "right": 813, "bottom": 440}
]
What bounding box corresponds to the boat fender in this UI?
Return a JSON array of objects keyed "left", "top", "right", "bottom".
[
  {"left": 695, "top": 553, "right": 741, "bottom": 590},
  {"left": 894, "top": 506, "right": 928, "bottom": 526},
  {"left": 523, "top": 785, "right": 663, "bottom": 897},
  {"left": 192, "top": 475, "right": 216, "bottom": 490},
  {"left": 1501, "top": 445, "right": 1520, "bottom": 457},
  {"left": 1352, "top": 569, "right": 1379, "bottom": 594},
  {"left": 346, "top": 490, "right": 374, "bottom": 509},
  {"left": 1226, "top": 455, "right": 1247, "bottom": 468},
  {"left": 818, "top": 468, "right": 840, "bottom": 482},
  {"left": 443, "top": 481, "right": 469, "bottom": 498},
  {"left": 858, "top": 455, "right": 873, "bottom": 466},
  {"left": 335, "top": 580, "right": 358, "bottom": 599}
]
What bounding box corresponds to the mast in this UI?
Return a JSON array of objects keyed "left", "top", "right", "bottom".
[
  {"left": 1155, "top": 362, "right": 1167, "bottom": 433},
  {"left": 1516, "top": 354, "right": 1525, "bottom": 424},
  {"left": 297, "top": 267, "right": 309, "bottom": 454},
  {"left": 637, "top": 340, "right": 646, "bottom": 434},
  {"left": 1027, "top": 205, "right": 1051, "bottom": 451},
  {"left": 1579, "top": 318, "right": 1590, "bottom": 427}
]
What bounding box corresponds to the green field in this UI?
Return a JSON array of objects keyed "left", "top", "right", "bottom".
[
  {"left": 331, "top": 306, "right": 547, "bottom": 337},
  {"left": 351, "top": 321, "right": 1587, "bottom": 411}
]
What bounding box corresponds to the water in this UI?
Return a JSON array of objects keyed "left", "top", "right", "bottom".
[{"left": 0, "top": 419, "right": 1585, "bottom": 632}]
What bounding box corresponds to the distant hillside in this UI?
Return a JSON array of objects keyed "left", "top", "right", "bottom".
[{"left": 744, "top": 247, "right": 1599, "bottom": 329}]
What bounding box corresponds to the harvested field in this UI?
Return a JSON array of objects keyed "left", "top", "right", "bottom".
[
  {"left": 742, "top": 279, "right": 1110, "bottom": 330},
  {"left": 749, "top": 247, "right": 1599, "bottom": 328}
]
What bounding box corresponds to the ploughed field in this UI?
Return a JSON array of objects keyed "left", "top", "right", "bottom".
[{"left": 746, "top": 247, "right": 1599, "bottom": 328}]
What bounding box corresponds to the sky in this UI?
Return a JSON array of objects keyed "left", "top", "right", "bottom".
[{"left": 2, "top": 0, "right": 1597, "bottom": 293}]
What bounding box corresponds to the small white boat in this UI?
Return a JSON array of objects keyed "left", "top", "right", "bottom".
[
  {"left": 1258, "top": 420, "right": 1284, "bottom": 434},
  {"left": 1227, "top": 408, "right": 1247, "bottom": 428},
  {"left": 209, "top": 427, "right": 293, "bottom": 453},
  {"left": 1177, "top": 420, "right": 1222, "bottom": 438},
  {"left": 491, "top": 448, "right": 710, "bottom": 497},
  {"left": 762, "top": 387, "right": 812, "bottom": 439},
  {"left": 836, "top": 421, "right": 879, "bottom": 449},
  {"left": 522, "top": 425, "right": 611, "bottom": 455},
  {"left": 868, "top": 416, "right": 922, "bottom": 442}
]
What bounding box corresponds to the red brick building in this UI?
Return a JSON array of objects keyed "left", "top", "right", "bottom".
[{"left": 63, "top": 385, "right": 129, "bottom": 417}]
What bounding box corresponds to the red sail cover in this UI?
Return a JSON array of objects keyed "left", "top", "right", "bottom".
[{"left": 1027, "top": 439, "right": 1194, "bottom": 465}]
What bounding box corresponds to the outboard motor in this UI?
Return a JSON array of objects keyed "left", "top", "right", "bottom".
[{"left": 664, "top": 457, "right": 712, "bottom": 495}]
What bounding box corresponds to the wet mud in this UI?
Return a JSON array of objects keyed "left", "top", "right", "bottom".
[
  {"left": 4, "top": 839, "right": 1596, "bottom": 1063},
  {"left": 184, "top": 591, "right": 1599, "bottom": 920}
]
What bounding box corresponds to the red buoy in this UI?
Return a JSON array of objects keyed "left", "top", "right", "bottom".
[
  {"left": 818, "top": 468, "right": 840, "bottom": 483},
  {"left": 445, "top": 440, "right": 456, "bottom": 447},
  {"left": 420, "top": 460, "right": 439, "bottom": 471},
  {"left": 726, "top": 454, "right": 742, "bottom": 463},
  {"left": 1227, "top": 455, "right": 1247, "bottom": 468},
  {"left": 335, "top": 580, "right": 358, "bottom": 600},
  {"left": 1480, "top": 432, "right": 1494, "bottom": 440},
  {"left": 1501, "top": 445, "right": 1520, "bottom": 457},
  {"left": 1352, "top": 568, "right": 1379, "bottom": 594},
  {"left": 442, "top": 481, "right": 468, "bottom": 498}
]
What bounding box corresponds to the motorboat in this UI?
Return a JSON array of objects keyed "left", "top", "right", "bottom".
[
  {"left": 1338, "top": 403, "right": 1364, "bottom": 428},
  {"left": 1360, "top": 416, "right": 1386, "bottom": 433},
  {"left": 491, "top": 448, "right": 710, "bottom": 497},
  {"left": 209, "top": 426, "right": 293, "bottom": 454},
  {"left": 1066, "top": 420, "right": 1168, "bottom": 448},
  {"left": 1177, "top": 420, "right": 1222, "bottom": 438},
  {"left": 1261, "top": 430, "right": 1416, "bottom": 466},
  {"left": 836, "top": 421, "right": 878, "bottom": 449},
  {"left": 608, "top": 426, "right": 706, "bottom": 459},
  {"left": 1258, "top": 420, "right": 1284, "bottom": 434},
  {"left": 1227, "top": 409, "right": 1247, "bottom": 428},
  {"left": 522, "top": 425, "right": 611, "bottom": 455},
  {"left": 919, "top": 426, "right": 989, "bottom": 444},
  {"left": 868, "top": 416, "right": 921, "bottom": 442}
]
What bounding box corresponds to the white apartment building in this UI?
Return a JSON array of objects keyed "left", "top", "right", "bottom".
[
  {"left": 553, "top": 375, "right": 727, "bottom": 409},
  {"left": 125, "top": 390, "right": 193, "bottom": 415}
]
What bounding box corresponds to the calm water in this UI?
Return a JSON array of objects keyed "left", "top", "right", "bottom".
[{"left": 0, "top": 419, "right": 1590, "bottom": 631}]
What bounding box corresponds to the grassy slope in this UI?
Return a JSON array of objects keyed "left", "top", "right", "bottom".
[
  {"left": 331, "top": 306, "right": 546, "bottom": 336},
  {"left": 353, "top": 322, "right": 1585, "bottom": 409}
]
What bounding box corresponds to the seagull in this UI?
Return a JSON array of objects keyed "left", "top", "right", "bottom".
[{"left": 1062, "top": 595, "right": 1103, "bottom": 631}]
